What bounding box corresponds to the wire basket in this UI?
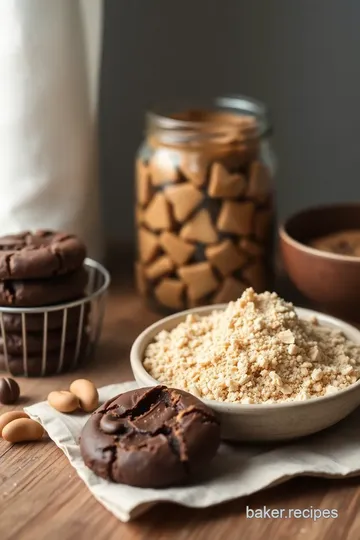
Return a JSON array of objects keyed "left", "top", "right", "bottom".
[{"left": 0, "top": 258, "right": 110, "bottom": 377}]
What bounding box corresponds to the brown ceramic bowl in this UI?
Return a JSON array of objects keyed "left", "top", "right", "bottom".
[{"left": 279, "top": 203, "right": 360, "bottom": 321}]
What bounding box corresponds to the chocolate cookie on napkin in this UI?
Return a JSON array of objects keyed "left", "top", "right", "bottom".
[{"left": 80, "top": 385, "right": 220, "bottom": 488}]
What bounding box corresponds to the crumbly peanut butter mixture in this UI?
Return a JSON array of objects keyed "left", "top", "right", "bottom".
[{"left": 143, "top": 288, "right": 360, "bottom": 404}]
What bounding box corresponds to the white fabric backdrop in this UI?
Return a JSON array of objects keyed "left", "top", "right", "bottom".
[{"left": 0, "top": 0, "right": 103, "bottom": 258}]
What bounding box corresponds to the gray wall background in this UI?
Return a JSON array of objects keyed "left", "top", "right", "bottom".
[{"left": 99, "top": 0, "right": 360, "bottom": 246}]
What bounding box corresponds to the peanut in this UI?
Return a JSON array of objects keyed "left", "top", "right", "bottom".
[
  {"left": 69, "top": 379, "right": 99, "bottom": 412},
  {"left": 0, "top": 411, "right": 29, "bottom": 437},
  {"left": 2, "top": 418, "right": 44, "bottom": 443},
  {"left": 48, "top": 390, "right": 79, "bottom": 413}
]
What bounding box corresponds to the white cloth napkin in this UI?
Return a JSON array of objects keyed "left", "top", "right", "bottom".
[{"left": 25, "top": 382, "right": 360, "bottom": 522}]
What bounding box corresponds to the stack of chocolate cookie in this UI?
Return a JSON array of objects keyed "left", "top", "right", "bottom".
[{"left": 0, "top": 231, "right": 88, "bottom": 375}]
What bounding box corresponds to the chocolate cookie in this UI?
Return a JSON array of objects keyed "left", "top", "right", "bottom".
[
  {"left": 0, "top": 337, "right": 89, "bottom": 376},
  {"left": 0, "top": 325, "right": 86, "bottom": 355},
  {"left": 0, "top": 268, "right": 88, "bottom": 307},
  {"left": 0, "top": 230, "right": 86, "bottom": 280},
  {"left": 80, "top": 385, "right": 220, "bottom": 488},
  {"left": 1, "top": 304, "right": 90, "bottom": 332}
]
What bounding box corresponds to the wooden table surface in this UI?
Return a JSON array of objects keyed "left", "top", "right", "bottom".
[{"left": 1, "top": 276, "right": 360, "bottom": 540}]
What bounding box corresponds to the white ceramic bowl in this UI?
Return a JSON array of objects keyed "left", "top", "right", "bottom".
[{"left": 130, "top": 305, "right": 360, "bottom": 442}]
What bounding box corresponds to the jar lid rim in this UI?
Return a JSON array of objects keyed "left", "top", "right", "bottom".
[{"left": 146, "top": 94, "right": 271, "bottom": 138}]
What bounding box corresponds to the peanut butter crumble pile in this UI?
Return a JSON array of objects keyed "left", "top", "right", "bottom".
[{"left": 143, "top": 288, "right": 360, "bottom": 403}]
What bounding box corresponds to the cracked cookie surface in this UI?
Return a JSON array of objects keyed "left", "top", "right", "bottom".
[
  {"left": 0, "top": 230, "right": 86, "bottom": 280},
  {"left": 80, "top": 386, "right": 221, "bottom": 488}
]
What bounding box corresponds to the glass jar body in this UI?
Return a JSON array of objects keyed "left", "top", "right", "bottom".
[{"left": 135, "top": 97, "right": 276, "bottom": 313}]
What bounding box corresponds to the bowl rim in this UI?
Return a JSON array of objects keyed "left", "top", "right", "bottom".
[
  {"left": 130, "top": 303, "right": 360, "bottom": 411},
  {"left": 279, "top": 202, "right": 360, "bottom": 263}
]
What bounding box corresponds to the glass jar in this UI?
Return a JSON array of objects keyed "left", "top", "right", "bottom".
[{"left": 135, "top": 95, "right": 276, "bottom": 313}]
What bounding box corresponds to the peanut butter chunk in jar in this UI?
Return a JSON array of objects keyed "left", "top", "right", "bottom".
[{"left": 135, "top": 96, "right": 276, "bottom": 313}]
